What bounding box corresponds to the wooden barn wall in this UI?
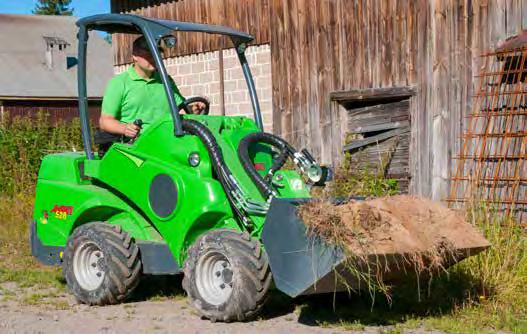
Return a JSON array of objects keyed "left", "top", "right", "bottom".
[
  {"left": 269, "top": 0, "right": 527, "bottom": 200},
  {"left": 111, "top": 0, "right": 270, "bottom": 65}
]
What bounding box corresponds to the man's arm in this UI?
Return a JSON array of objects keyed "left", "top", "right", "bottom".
[
  {"left": 100, "top": 115, "right": 139, "bottom": 138},
  {"left": 99, "top": 76, "right": 139, "bottom": 138}
]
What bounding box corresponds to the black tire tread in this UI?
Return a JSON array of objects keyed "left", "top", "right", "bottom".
[
  {"left": 63, "top": 222, "right": 142, "bottom": 306},
  {"left": 182, "top": 229, "right": 271, "bottom": 322}
]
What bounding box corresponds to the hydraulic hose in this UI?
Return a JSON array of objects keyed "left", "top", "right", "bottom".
[
  {"left": 237, "top": 132, "right": 296, "bottom": 199},
  {"left": 181, "top": 119, "right": 247, "bottom": 224}
]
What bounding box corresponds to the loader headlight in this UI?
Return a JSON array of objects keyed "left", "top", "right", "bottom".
[
  {"left": 188, "top": 152, "right": 200, "bottom": 167},
  {"left": 306, "top": 164, "right": 323, "bottom": 183}
]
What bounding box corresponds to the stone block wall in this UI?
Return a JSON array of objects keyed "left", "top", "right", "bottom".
[{"left": 116, "top": 44, "right": 273, "bottom": 131}]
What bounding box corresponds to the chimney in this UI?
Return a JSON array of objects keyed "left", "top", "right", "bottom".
[{"left": 43, "top": 36, "right": 70, "bottom": 70}]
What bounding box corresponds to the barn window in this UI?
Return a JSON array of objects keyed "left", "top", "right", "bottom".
[{"left": 331, "top": 87, "right": 415, "bottom": 193}]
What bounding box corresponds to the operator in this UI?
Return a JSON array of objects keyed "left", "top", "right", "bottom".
[{"left": 100, "top": 36, "right": 205, "bottom": 138}]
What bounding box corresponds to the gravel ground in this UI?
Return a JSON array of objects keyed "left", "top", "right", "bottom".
[{"left": 0, "top": 281, "right": 445, "bottom": 334}]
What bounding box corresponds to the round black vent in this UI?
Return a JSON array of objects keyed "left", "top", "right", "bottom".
[{"left": 149, "top": 174, "right": 177, "bottom": 218}]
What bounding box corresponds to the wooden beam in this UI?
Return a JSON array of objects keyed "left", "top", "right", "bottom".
[
  {"left": 330, "top": 86, "right": 417, "bottom": 102},
  {"left": 343, "top": 127, "right": 410, "bottom": 152},
  {"left": 348, "top": 120, "right": 410, "bottom": 134}
]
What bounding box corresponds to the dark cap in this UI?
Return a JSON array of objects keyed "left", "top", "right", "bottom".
[
  {"left": 132, "top": 36, "right": 149, "bottom": 54},
  {"left": 132, "top": 36, "right": 165, "bottom": 56}
]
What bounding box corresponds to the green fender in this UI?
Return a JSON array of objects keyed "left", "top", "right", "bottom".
[{"left": 33, "top": 180, "right": 161, "bottom": 246}]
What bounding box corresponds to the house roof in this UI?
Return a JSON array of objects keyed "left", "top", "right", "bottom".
[{"left": 0, "top": 14, "right": 113, "bottom": 99}]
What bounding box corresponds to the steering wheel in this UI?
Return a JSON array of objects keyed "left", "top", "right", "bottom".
[{"left": 180, "top": 96, "right": 210, "bottom": 115}]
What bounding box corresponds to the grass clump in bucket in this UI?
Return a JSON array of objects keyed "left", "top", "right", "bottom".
[
  {"left": 298, "top": 196, "right": 472, "bottom": 304},
  {"left": 298, "top": 153, "right": 488, "bottom": 305}
]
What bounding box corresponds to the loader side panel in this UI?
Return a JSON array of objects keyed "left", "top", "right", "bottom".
[
  {"left": 35, "top": 152, "right": 165, "bottom": 243},
  {"left": 33, "top": 180, "right": 159, "bottom": 246},
  {"left": 87, "top": 139, "right": 239, "bottom": 266}
]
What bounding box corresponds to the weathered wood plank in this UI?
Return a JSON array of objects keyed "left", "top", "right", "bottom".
[
  {"left": 112, "top": 0, "right": 270, "bottom": 64},
  {"left": 343, "top": 127, "right": 410, "bottom": 152},
  {"left": 331, "top": 86, "right": 417, "bottom": 102},
  {"left": 348, "top": 100, "right": 410, "bottom": 119},
  {"left": 348, "top": 120, "right": 410, "bottom": 134}
]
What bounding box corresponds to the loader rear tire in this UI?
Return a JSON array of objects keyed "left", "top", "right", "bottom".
[
  {"left": 63, "top": 222, "right": 142, "bottom": 305},
  {"left": 183, "top": 229, "right": 272, "bottom": 322}
]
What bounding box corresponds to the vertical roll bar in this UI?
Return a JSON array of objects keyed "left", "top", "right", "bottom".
[
  {"left": 77, "top": 26, "right": 95, "bottom": 160},
  {"left": 236, "top": 46, "right": 264, "bottom": 132}
]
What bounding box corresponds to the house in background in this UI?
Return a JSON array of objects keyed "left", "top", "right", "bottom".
[
  {"left": 110, "top": 0, "right": 526, "bottom": 215},
  {"left": 0, "top": 14, "right": 113, "bottom": 124}
]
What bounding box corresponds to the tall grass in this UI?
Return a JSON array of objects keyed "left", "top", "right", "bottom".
[
  {"left": 0, "top": 113, "right": 82, "bottom": 287},
  {"left": 448, "top": 203, "right": 527, "bottom": 331},
  {"left": 0, "top": 112, "right": 84, "bottom": 195}
]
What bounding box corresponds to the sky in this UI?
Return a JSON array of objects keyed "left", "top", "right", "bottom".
[{"left": 0, "top": 0, "right": 110, "bottom": 17}]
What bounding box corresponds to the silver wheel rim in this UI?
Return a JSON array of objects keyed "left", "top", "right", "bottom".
[
  {"left": 73, "top": 241, "right": 105, "bottom": 291},
  {"left": 196, "top": 252, "right": 233, "bottom": 305}
]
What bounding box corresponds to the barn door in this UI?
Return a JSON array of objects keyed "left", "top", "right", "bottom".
[{"left": 333, "top": 88, "right": 413, "bottom": 193}]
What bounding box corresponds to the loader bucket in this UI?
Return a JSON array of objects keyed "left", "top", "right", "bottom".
[{"left": 261, "top": 198, "right": 490, "bottom": 298}]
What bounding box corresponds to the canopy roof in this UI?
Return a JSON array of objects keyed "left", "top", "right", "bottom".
[{"left": 76, "top": 14, "right": 254, "bottom": 46}]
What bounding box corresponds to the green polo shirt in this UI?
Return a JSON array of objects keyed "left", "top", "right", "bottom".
[{"left": 101, "top": 66, "right": 185, "bottom": 132}]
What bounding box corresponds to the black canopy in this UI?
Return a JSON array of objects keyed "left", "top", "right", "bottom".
[{"left": 76, "top": 14, "right": 254, "bottom": 46}]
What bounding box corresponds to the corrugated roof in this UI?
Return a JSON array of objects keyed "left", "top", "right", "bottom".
[{"left": 0, "top": 14, "right": 113, "bottom": 99}]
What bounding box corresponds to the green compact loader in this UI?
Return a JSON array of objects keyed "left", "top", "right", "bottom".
[{"left": 31, "top": 14, "right": 487, "bottom": 322}]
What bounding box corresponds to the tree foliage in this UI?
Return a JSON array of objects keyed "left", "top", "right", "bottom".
[{"left": 32, "top": 0, "right": 74, "bottom": 16}]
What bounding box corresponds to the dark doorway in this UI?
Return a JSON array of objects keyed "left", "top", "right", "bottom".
[{"left": 331, "top": 87, "right": 414, "bottom": 193}]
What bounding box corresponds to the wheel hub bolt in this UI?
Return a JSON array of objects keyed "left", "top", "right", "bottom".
[
  {"left": 215, "top": 271, "right": 221, "bottom": 277},
  {"left": 220, "top": 283, "right": 225, "bottom": 289}
]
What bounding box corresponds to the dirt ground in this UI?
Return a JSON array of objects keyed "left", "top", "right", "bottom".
[{"left": 0, "top": 281, "right": 446, "bottom": 334}]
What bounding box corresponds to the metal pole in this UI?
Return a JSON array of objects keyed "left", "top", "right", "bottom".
[
  {"left": 77, "top": 26, "right": 94, "bottom": 160},
  {"left": 236, "top": 47, "right": 263, "bottom": 131},
  {"left": 142, "top": 28, "right": 184, "bottom": 137}
]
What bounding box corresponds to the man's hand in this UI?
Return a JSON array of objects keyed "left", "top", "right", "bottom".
[
  {"left": 123, "top": 123, "right": 140, "bottom": 138},
  {"left": 191, "top": 101, "right": 207, "bottom": 114}
]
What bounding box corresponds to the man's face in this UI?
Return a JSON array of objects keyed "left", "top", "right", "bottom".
[{"left": 132, "top": 48, "right": 156, "bottom": 72}]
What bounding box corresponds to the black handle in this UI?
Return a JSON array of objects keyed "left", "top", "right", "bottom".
[{"left": 133, "top": 119, "right": 143, "bottom": 128}]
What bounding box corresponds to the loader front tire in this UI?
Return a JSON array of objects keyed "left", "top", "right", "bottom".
[
  {"left": 63, "top": 222, "right": 142, "bottom": 305},
  {"left": 183, "top": 229, "right": 272, "bottom": 322}
]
